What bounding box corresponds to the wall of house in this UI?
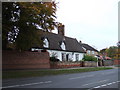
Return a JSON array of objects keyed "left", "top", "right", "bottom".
[
  {"left": 86, "top": 50, "right": 98, "bottom": 56},
  {"left": 3, "top": 50, "right": 50, "bottom": 70},
  {"left": 47, "top": 50, "right": 84, "bottom": 61}
]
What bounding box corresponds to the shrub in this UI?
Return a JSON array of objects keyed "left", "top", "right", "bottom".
[
  {"left": 83, "top": 55, "right": 97, "bottom": 62},
  {"left": 50, "top": 57, "right": 59, "bottom": 62}
]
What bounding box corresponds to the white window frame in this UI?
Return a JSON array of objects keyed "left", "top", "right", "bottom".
[
  {"left": 60, "top": 42, "right": 66, "bottom": 50},
  {"left": 43, "top": 38, "right": 49, "bottom": 48},
  {"left": 75, "top": 54, "right": 79, "bottom": 61},
  {"left": 62, "top": 53, "right": 66, "bottom": 61}
]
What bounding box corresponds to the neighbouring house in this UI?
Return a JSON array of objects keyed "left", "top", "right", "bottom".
[
  {"left": 31, "top": 25, "right": 86, "bottom": 62},
  {"left": 79, "top": 42, "right": 99, "bottom": 56}
]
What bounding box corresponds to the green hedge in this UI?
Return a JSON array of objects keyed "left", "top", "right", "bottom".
[{"left": 82, "top": 55, "right": 97, "bottom": 62}]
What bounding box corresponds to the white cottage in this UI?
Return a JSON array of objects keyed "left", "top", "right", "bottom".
[{"left": 32, "top": 25, "right": 86, "bottom": 61}]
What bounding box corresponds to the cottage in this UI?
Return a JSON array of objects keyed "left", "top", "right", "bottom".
[{"left": 32, "top": 25, "right": 86, "bottom": 61}]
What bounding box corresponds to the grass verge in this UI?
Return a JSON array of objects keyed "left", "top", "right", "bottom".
[{"left": 3, "top": 67, "right": 113, "bottom": 79}]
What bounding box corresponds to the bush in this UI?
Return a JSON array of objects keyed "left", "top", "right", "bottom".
[
  {"left": 50, "top": 57, "right": 59, "bottom": 62},
  {"left": 83, "top": 55, "right": 97, "bottom": 62}
]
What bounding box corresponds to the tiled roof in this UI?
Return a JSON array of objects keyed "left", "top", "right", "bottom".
[{"left": 81, "top": 43, "right": 98, "bottom": 52}]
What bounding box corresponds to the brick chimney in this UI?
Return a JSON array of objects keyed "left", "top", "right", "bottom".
[{"left": 58, "top": 25, "right": 65, "bottom": 36}]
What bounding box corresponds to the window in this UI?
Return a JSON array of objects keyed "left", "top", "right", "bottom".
[
  {"left": 62, "top": 53, "right": 66, "bottom": 61},
  {"left": 92, "top": 51, "right": 94, "bottom": 54},
  {"left": 60, "top": 42, "right": 66, "bottom": 50},
  {"left": 43, "top": 38, "right": 49, "bottom": 48},
  {"left": 75, "top": 54, "right": 79, "bottom": 61},
  {"left": 87, "top": 50, "right": 90, "bottom": 55},
  {"left": 68, "top": 54, "right": 72, "bottom": 61}
]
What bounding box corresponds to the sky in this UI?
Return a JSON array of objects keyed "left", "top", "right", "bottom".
[{"left": 53, "top": 0, "right": 119, "bottom": 51}]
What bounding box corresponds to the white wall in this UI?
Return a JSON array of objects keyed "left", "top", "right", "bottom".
[
  {"left": 47, "top": 50, "right": 84, "bottom": 61},
  {"left": 31, "top": 48, "right": 85, "bottom": 61}
]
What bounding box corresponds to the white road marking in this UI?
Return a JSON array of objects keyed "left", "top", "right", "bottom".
[
  {"left": 101, "top": 72, "right": 115, "bottom": 75},
  {"left": 2, "top": 81, "right": 52, "bottom": 88},
  {"left": 93, "top": 86, "right": 101, "bottom": 88},
  {"left": 69, "top": 75, "right": 94, "bottom": 80},
  {"left": 82, "top": 79, "right": 109, "bottom": 86},
  {"left": 93, "top": 81, "right": 120, "bottom": 88}
]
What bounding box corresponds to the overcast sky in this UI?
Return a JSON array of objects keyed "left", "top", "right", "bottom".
[{"left": 53, "top": 0, "right": 119, "bottom": 51}]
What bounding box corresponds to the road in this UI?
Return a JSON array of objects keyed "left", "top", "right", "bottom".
[{"left": 2, "top": 68, "right": 120, "bottom": 89}]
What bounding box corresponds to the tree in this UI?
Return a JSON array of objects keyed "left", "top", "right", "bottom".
[
  {"left": 100, "top": 46, "right": 119, "bottom": 59},
  {"left": 2, "top": 2, "right": 58, "bottom": 51},
  {"left": 100, "top": 48, "right": 108, "bottom": 56},
  {"left": 107, "top": 46, "right": 118, "bottom": 58}
]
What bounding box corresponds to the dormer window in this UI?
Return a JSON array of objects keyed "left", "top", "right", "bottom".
[
  {"left": 43, "top": 38, "right": 49, "bottom": 48},
  {"left": 60, "top": 41, "right": 66, "bottom": 50}
]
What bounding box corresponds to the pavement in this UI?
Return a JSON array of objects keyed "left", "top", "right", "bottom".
[
  {"left": 2, "top": 67, "right": 120, "bottom": 89},
  {"left": 49, "top": 65, "right": 118, "bottom": 70}
]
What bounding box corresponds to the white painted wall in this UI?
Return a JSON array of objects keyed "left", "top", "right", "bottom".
[
  {"left": 47, "top": 50, "right": 84, "bottom": 61},
  {"left": 31, "top": 48, "right": 85, "bottom": 61}
]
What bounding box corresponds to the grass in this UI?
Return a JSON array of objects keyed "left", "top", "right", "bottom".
[{"left": 2, "top": 67, "right": 113, "bottom": 79}]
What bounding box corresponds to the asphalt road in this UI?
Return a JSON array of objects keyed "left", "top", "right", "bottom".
[{"left": 2, "top": 68, "right": 120, "bottom": 89}]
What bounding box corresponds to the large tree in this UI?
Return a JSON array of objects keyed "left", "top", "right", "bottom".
[
  {"left": 100, "top": 46, "right": 119, "bottom": 59},
  {"left": 2, "top": 2, "right": 58, "bottom": 51}
]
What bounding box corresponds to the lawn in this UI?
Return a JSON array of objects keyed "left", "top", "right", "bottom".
[{"left": 3, "top": 67, "right": 113, "bottom": 79}]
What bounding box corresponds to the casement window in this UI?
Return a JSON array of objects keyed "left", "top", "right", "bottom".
[
  {"left": 62, "top": 53, "right": 66, "bottom": 61},
  {"left": 75, "top": 54, "right": 79, "bottom": 61}
]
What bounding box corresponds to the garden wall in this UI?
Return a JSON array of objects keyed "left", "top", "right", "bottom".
[
  {"left": 2, "top": 50, "right": 50, "bottom": 70},
  {"left": 83, "top": 61, "right": 97, "bottom": 67},
  {"left": 104, "top": 60, "right": 113, "bottom": 66},
  {"left": 50, "top": 61, "right": 83, "bottom": 69},
  {"left": 114, "top": 60, "right": 120, "bottom": 65}
]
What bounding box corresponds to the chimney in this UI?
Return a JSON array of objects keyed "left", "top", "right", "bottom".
[
  {"left": 58, "top": 25, "right": 65, "bottom": 36},
  {"left": 79, "top": 40, "right": 82, "bottom": 44}
]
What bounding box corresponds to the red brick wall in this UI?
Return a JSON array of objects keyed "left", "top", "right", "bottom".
[
  {"left": 114, "top": 60, "right": 120, "bottom": 65},
  {"left": 2, "top": 50, "right": 50, "bottom": 70},
  {"left": 50, "top": 62, "right": 82, "bottom": 69}
]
